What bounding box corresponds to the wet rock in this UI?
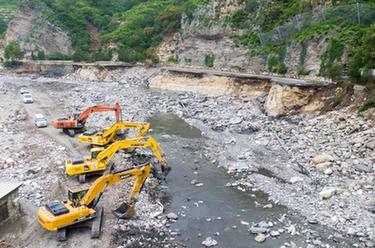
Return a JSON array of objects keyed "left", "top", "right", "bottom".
[
  {"left": 249, "top": 227, "right": 267, "bottom": 234},
  {"left": 263, "top": 204, "right": 273, "bottom": 209},
  {"left": 255, "top": 233, "right": 266, "bottom": 243},
  {"left": 270, "top": 230, "right": 280, "bottom": 237},
  {"left": 286, "top": 225, "right": 297, "bottom": 235},
  {"left": 240, "top": 220, "right": 249, "bottom": 226},
  {"left": 319, "top": 187, "right": 336, "bottom": 200},
  {"left": 167, "top": 212, "right": 178, "bottom": 220},
  {"left": 202, "top": 237, "right": 218, "bottom": 247},
  {"left": 190, "top": 179, "right": 198, "bottom": 185}
]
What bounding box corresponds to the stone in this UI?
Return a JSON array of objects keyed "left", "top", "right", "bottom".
[
  {"left": 270, "top": 230, "right": 280, "bottom": 237},
  {"left": 319, "top": 188, "right": 336, "bottom": 200},
  {"left": 312, "top": 154, "right": 333, "bottom": 164},
  {"left": 167, "top": 212, "right": 178, "bottom": 220},
  {"left": 286, "top": 225, "right": 297, "bottom": 235},
  {"left": 352, "top": 137, "right": 364, "bottom": 145},
  {"left": 366, "top": 141, "right": 375, "bottom": 150},
  {"left": 6, "top": 158, "right": 15, "bottom": 164},
  {"left": 255, "top": 233, "right": 266, "bottom": 243},
  {"left": 240, "top": 221, "right": 249, "bottom": 226},
  {"left": 190, "top": 179, "right": 198, "bottom": 185},
  {"left": 324, "top": 168, "right": 333, "bottom": 175},
  {"left": 249, "top": 227, "right": 267, "bottom": 234},
  {"left": 289, "top": 176, "right": 303, "bottom": 184},
  {"left": 308, "top": 219, "right": 318, "bottom": 224},
  {"left": 263, "top": 204, "right": 273, "bottom": 209},
  {"left": 202, "top": 237, "right": 218, "bottom": 247},
  {"left": 229, "top": 117, "right": 242, "bottom": 125},
  {"left": 315, "top": 162, "right": 331, "bottom": 171},
  {"left": 355, "top": 164, "right": 372, "bottom": 173}
]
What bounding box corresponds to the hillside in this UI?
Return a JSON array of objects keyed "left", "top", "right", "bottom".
[{"left": 1, "top": 0, "right": 375, "bottom": 83}]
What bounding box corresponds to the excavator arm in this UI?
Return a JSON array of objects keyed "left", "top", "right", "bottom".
[
  {"left": 80, "top": 164, "right": 151, "bottom": 207},
  {"left": 79, "top": 121, "right": 151, "bottom": 146},
  {"left": 78, "top": 103, "right": 122, "bottom": 124},
  {"left": 95, "top": 136, "right": 170, "bottom": 172},
  {"left": 102, "top": 122, "right": 150, "bottom": 139}
]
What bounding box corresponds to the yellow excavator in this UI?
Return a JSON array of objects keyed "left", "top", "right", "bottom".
[
  {"left": 37, "top": 163, "right": 150, "bottom": 241},
  {"left": 65, "top": 136, "right": 170, "bottom": 182},
  {"left": 79, "top": 121, "right": 150, "bottom": 146}
]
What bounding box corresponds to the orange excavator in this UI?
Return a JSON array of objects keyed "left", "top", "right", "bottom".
[{"left": 53, "top": 103, "right": 122, "bottom": 137}]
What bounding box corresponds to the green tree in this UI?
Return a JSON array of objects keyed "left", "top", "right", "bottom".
[
  {"left": 0, "top": 19, "right": 7, "bottom": 35},
  {"left": 4, "top": 41, "right": 23, "bottom": 61}
]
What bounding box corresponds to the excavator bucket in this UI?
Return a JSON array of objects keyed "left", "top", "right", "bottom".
[{"left": 112, "top": 203, "right": 136, "bottom": 219}]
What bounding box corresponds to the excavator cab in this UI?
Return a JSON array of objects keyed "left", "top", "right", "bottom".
[
  {"left": 68, "top": 187, "right": 89, "bottom": 207},
  {"left": 72, "top": 112, "right": 81, "bottom": 120}
]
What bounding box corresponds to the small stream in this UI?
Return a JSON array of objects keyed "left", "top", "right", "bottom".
[{"left": 149, "top": 113, "right": 352, "bottom": 248}]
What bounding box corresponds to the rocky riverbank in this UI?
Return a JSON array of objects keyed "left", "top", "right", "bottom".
[{"left": 0, "top": 66, "right": 374, "bottom": 247}]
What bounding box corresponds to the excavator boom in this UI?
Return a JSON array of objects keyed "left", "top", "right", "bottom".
[
  {"left": 80, "top": 164, "right": 151, "bottom": 206},
  {"left": 79, "top": 121, "right": 150, "bottom": 146},
  {"left": 77, "top": 103, "right": 122, "bottom": 123},
  {"left": 52, "top": 103, "right": 122, "bottom": 137},
  {"left": 65, "top": 136, "right": 170, "bottom": 177},
  {"left": 96, "top": 136, "right": 168, "bottom": 169}
]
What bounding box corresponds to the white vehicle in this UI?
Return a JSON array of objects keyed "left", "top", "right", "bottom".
[
  {"left": 22, "top": 93, "right": 33, "bottom": 104},
  {"left": 34, "top": 114, "right": 48, "bottom": 128},
  {"left": 20, "top": 87, "right": 29, "bottom": 95}
]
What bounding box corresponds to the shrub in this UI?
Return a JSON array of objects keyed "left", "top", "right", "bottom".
[
  {"left": 3, "top": 60, "right": 22, "bottom": 68},
  {"left": 358, "top": 100, "right": 375, "bottom": 113},
  {"left": 4, "top": 41, "right": 23, "bottom": 61},
  {"left": 332, "top": 95, "right": 342, "bottom": 108},
  {"left": 151, "top": 54, "right": 160, "bottom": 64},
  {"left": 267, "top": 55, "right": 278, "bottom": 71},
  {"left": 37, "top": 50, "right": 46, "bottom": 60},
  {"left": 204, "top": 54, "right": 214, "bottom": 67},
  {"left": 276, "top": 62, "right": 287, "bottom": 74},
  {"left": 168, "top": 55, "right": 179, "bottom": 64},
  {"left": 46, "top": 52, "right": 70, "bottom": 60},
  {"left": 298, "top": 67, "right": 310, "bottom": 76}
]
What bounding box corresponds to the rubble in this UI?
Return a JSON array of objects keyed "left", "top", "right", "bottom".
[{"left": 0, "top": 67, "right": 374, "bottom": 247}]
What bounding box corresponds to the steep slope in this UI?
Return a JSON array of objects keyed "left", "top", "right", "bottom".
[
  {"left": 4, "top": 1, "right": 73, "bottom": 58},
  {"left": 1, "top": 0, "right": 374, "bottom": 85}
]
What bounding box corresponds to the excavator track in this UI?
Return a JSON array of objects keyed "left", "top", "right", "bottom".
[{"left": 91, "top": 206, "right": 103, "bottom": 239}]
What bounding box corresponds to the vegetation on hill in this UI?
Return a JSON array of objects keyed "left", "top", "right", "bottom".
[
  {"left": 1, "top": 0, "right": 373, "bottom": 88},
  {"left": 0, "top": 0, "right": 20, "bottom": 35},
  {"left": 26, "top": 0, "right": 205, "bottom": 62}
]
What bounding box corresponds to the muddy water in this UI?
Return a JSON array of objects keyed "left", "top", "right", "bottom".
[
  {"left": 150, "top": 113, "right": 297, "bottom": 247},
  {"left": 149, "top": 113, "right": 351, "bottom": 248}
]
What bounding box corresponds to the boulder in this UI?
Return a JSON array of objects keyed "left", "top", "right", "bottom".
[
  {"left": 319, "top": 187, "right": 336, "bottom": 200},
  {"left": 312, "top": 154, "right": 333, "bottom": 164},
  {"left": 255, "top": 233, "right": 266, "bottom": 243}
]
